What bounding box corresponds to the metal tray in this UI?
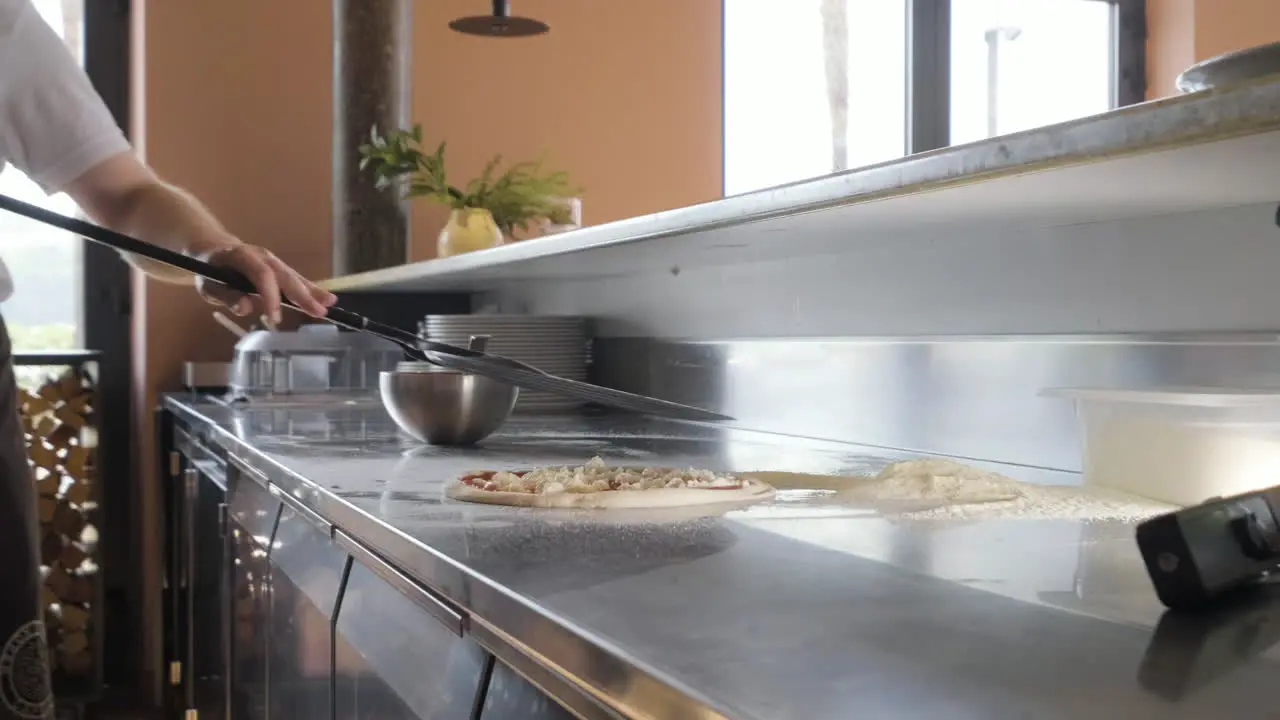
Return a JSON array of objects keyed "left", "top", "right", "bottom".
[{"left": 1177, "top": 41, "right": 1280, "bottom": 93}]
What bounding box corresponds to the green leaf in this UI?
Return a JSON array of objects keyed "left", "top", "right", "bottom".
[{"left": 357, "top": 124, "right": 581, "bottom": 228}]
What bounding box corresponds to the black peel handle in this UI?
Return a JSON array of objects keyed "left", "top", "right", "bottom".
[
  {"left": 0, "top": 192, "right": 462, "bottom": 354},
  {"left": 0, "top": 192, "right": 261, "bottom": 294}
]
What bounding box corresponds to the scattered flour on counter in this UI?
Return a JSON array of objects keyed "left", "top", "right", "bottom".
[
  {"left": 898, "top": 484, "right": 1177, "bottom": 521},
  {"left": 835, "top": 458, "right": 1177, "bottom": 522},
  {"left": 839, "top": 459, "right": 1023, "bottom": 505}
]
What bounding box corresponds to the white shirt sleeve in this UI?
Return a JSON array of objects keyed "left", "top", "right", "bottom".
[{"left": 0, "top": 0, "right": 132, "bottom": 194}]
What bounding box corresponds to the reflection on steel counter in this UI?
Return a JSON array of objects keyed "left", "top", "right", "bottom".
[
  {"left": 1138, "top": 582, "right": 1280, "bottom": 701},
  {"left": 408, "top": 514, "right": 740, "bottom": 599}
]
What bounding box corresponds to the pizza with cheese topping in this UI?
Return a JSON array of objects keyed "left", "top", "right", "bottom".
[{"left": 445, "top": 456, "right": 776, "bottom": 509}]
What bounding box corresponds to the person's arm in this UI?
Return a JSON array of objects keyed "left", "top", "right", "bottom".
[
  {"left": 0, "top": 0, "right": 333, "bottom": 320},
  {"left": 63, "top": 152, "right": 235, "bottom": 284},
  {"left": 63, "top": 152, "right": 335, "bottom": 321}
]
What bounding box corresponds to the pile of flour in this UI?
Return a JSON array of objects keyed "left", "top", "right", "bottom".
[{"left": 834, "top": 458, "right": 1176, "bottom": 522}]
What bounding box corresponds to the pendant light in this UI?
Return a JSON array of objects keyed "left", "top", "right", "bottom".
[{"left": 449, "top": 0, "right": 549, "bottom": 37}]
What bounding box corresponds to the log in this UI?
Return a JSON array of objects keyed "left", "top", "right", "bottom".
[
  {"left": 63, "top": 575, "right": 94, "bottom": 605},
  {"left": 20, "top": 367, "right": 99, "bottom": 684},
  {"left": 59, "top": 604, "right": 89, "bottom": 632}
]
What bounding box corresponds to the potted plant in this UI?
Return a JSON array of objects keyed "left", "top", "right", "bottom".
[{"left": 359, "top": 125, "right": 580, "bottom": 257}]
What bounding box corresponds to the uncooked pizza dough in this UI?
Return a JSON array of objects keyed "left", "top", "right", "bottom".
[
  {"left": 743, "top": 470, "right": 866, "bottom": 492},
  {"left": 445, "top": 456, "right": 776, "bottom": 510},
  {"left": 747, "top": 459, "right": 1023, "bottom": 506},
  {"left": 446, "top": 456, "right": 1022, "bottom": 512}
]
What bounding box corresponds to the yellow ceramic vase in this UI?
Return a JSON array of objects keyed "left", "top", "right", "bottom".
[{"left": 437, "top": 208, "right": 503, "bottom": 258}]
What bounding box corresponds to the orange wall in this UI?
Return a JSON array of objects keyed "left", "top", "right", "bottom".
[
  {"left": 1145, "top": 0, "right": 1196, "bottom": 99},
  {"left": 128, "top": 0, "right": 337, "bottom": 695},
  {"left": 409, "top": 2, "right": 724, "bottom": 257},
  {"left": 1194, "top": 0, "right": 1280, "bottom": 60},
  {"left": 128, "top": 0, "right": 722, "bottom": 695},
  {"left": 1146, "top": 0, "right": 1280, "bottom": 98}
]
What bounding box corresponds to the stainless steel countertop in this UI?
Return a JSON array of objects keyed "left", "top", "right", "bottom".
[{"left": 165, "top": 395, "right": 1280, "bottom": 719}]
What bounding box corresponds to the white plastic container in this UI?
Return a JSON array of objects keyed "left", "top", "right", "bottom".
[{"left": 1043, "top": 387, "right": 1280, "bottom": 507}]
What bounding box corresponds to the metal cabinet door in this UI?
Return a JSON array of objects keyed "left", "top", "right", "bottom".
[
  {"left": 226, "top": 515, "right": 270, "bottom": 720},
  {"left": 190, "top": 464, "right": 228, "bottom": 720},
  {"left": 169, "top": 425, "right": 232, "bottom": 720},
  {"left": 332, "top": 531, "right": 488, "bottom": 719},
  {"left": 478, "top": 658, "right": 578, "bottom": 720},
  {"left": 265, "top": 487, "right": 346, "bottom": 720},
  {"left": 226, "top": 467, "right": 281, "bottom": 720}
]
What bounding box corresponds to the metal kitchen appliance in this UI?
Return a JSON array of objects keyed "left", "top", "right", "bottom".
[
  {"left": 181, "top": 361, "right": 231, "bottom": 393},
  {"left": 1136, "top": 484, "right": 1280, "bottom": 611},
  {"left": 229, "top": 324, "right": 401, "bottom": 396},
  {"left": 0, "top": 194, "right": 730, "bottom": 423}
]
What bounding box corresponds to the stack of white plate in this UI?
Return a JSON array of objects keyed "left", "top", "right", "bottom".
[{"left": 420, "top": 314, "right": 590, "bottom": 412}]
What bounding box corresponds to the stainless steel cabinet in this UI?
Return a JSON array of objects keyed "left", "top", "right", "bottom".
[
  {"left": 479, "top": 659, "right": 578, "bottom": 720},
  {"left": 169, "top": 426, "right": 232, "bottom": 720},
  {"left": 332, "top": 530, "right": 489, "bottom": 719},
  {"left": 168, "top": 422, "right": 596, "bottom": 720},
  {"left": 265, "top": 487, "right": 346, "bottom": 720},
  {"left": 226, "top": 468, "right": 280, "bottom": 720},
  {"left": 190, "top": 464, "right": 229, "bottom": 719}
]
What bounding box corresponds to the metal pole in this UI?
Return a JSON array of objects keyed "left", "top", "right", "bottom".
[
  {"left": 984, "top": 26, "right": 1021, "bottom": 139},
  {"left": 332, "top": 0, "right": 413, "bottom": 277},
  {"left": 985, "top": 28, "right": 999, "bottom": 138}
]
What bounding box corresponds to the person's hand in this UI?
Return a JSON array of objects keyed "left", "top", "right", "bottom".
[{"left": 195, "top": 243, "right": 337, "bottom": 323}]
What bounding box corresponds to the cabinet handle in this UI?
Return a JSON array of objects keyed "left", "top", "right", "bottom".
[
  {"left": 333, "top": 528, "right": 468, "bottom": 637},
  {"left": 182, "top": 468, "right": 197, "bottom": 589},
  {"left": 267, "top": 483, "right": 331, "bottom": 535},
  {"left": 181, "top": 467, "right": 197, "bottom": 703}
]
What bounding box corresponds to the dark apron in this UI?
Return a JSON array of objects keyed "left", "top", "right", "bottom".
[{"left": 0, "top": 314, "right": 53, "bottom": 720}]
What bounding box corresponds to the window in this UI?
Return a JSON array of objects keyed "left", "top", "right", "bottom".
[
  {"left": 950, "top": 0, "right": 1113, "bottom": 145},
  {"left": 0, "top": 0, "right": 86, "bottom": 351},
  {"left": 723, "top": 0, "right": 907, "bottom": 196},
  {"left": 723, "top": 0, "right": 1145, "bottom": 195}
]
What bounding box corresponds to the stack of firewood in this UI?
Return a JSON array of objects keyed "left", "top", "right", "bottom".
[{"left": 18, "top": 367, "right": 97, "bottom": 681}]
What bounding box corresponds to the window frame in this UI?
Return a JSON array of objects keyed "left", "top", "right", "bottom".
[
  {"left": 720, "top": 0, "right": 1148, "bottom": 190},
  {"left": 81, "top": 0, "right": 136, "bottom": 697}
]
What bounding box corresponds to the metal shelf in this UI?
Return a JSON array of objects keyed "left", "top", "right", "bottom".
[{"left": 322, "top": 76, "right": 1280, "bottom": 294}]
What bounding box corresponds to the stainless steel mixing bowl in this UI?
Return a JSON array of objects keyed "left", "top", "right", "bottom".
[{"left": 379, "top": 364, "right": 518, "bottom": 445}]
